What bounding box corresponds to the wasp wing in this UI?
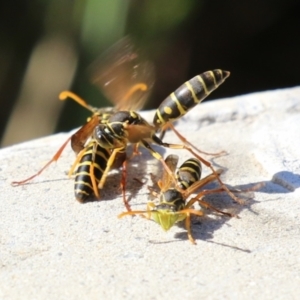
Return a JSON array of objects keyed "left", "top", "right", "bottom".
[
  {"left": 125, "top": 123, "right": 155, "bottom": 143},
  {"left": 159, "top": 154, "right": 179, "bottom": 192},
  {"left": 89, "top": 36, "right": 155, "bottom": 111},
  {"left": 71, "top": 115, "right": 100, "bottom": 154}
]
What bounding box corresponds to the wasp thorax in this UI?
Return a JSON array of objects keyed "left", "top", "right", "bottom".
[
  {"left": 108, "top": 110, "right": 141, "bottom": 124},
  {"left": 93, "top": 124, "right": 115, "bottom": 148},
  {"left": 109, "top": 111, "right": 131, "bottom": 123},
  {"left": 110, "top": 123, "right": 124, "bottom": 137},
  {"left": 155, "top": 203, "right": 177, "bottom": 212},
  {"left": 161, "top": 189, "right": 183, "bottom": 203}
]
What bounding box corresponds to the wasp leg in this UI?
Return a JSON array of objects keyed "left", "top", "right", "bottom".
[
  {"left": 146, "top": 202, "right": 156, "bottom": 220},
  {"left": 132, "top": 143, "right": 142, "bottom": 157},
  {"left": 147, "top": 185, "right": 160, "bottom": 199},
  {"left": 185, "top": 187, "right": 237, "bottom": 218},
  {"left": 175, "top": 208, "right": 205, "bottom": 245},
  {"left": 164, "top": 122, "right": 227, "bottom": 157},
  {"left": 11, "top": 136, "right": 72, "bottom": 186},
  {"left": 185, "top": 214, "right": 195, "bottom": 244},
  {"left": 98, "top": 147, "right": 125, "bottom": 189},
  {"left": 140, "top": 139, "right": 184, "bottom": 192},
  {"left": 126, "top": 143, "right": 141, "bottom": 161},
  {"left": 182, "top": 169, "right": 224, "bottom": 196},
  {"left": 68, "top": 147, "right": 86, "bottom": 177},
  {"left": 118, "top": 201, "right": 155, "bottom": 220},
  {"left": 183, "top": 210, "right": 204, "bottom": 245},
  {"left": 118, "top": 210, "right": 147, "bottom": 219},
  {"left": 151, "top": 135, "right": 244, "bottom": 205},
  {"left": 90, "top": 142, "right": 101, "bottom": 198},
  {"left": 120, "top": 159, "right": 132, "bottom": 212},
  {"left": 182, "top": 170, "right": 237, "bottom": 217}
]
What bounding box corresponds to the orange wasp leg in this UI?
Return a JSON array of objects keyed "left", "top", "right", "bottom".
[
  {"left": 162, "top": 122, "right": 227, "bottom": 157},
  {"left": 90, "top": 142, "right": 101, "bottom": 199},
  {"left": 139, "top": 139, "right": 185, "bottom": 192},
  {"left": 155, "top": 139, "right": 244, "bottom": 205},
  {"left": 120, "top": 159, "right": 132, "bottom": 212},
  {"left": 11, "top": 136, "right": 71, "bottom": 186},
  {"left": 180, "top": 209, "right": 204, "bottom": 245},
  {"left": 186, "top": 187, "right": 237, "bottom": 218},
  {"left": 98, "top": 147, "right": 125, "bottom": 190},
  {"left": 12, "top": 92, "right": 102, "bottom": 187}
]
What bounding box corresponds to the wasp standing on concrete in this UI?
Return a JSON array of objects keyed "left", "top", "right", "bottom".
[
  {"left": 119, "top": 154, "right": 236, "bottom": 244},
  {"left": 91, "top": 68, "right": 240, "bottom": 204},
  {"left": 12, "top": 37, "right": 154, "bottom": 209}
]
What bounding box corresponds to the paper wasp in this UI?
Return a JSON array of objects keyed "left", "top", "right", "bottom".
[
  {"left": 11, "top": 37, "right": 154, "bottom": 207},
  {"left": 91, "top": 69, "right": 241, "bottom": 204},
  {"left": 12, "top": 35, "right": 235, "bottom": 207},
  {"left": 118, "top": 154, "right": 236, "bottom": 244}
]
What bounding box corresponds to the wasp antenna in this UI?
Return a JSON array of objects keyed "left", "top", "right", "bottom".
[
  {"left": 123, "top": 83, "right": 148, "bottom": 102},
  {"left": 59, "top": 91, "right": 95, "bottom": 113}
]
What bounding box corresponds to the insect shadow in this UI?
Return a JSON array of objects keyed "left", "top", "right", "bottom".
[
  {"left": 146, "top": 162, "right": 261, "bottom": 249},
  {"left": 173, "top": 171, "right": 299, "bottom": 245}
]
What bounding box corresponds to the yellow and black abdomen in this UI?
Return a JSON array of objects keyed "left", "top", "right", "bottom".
[
  {"left": 153, "top": 69, "right": 230, "bottom": 128},
  {"left": 176, "top": 158, "right": 202, "bottom": 190},
  {"left": 74, "top": 142, "right": 110, "bottom": 203}
]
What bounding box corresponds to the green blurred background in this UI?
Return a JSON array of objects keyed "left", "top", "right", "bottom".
[{"left": 1, "top": 0, "right": 299, "bottom": 147}]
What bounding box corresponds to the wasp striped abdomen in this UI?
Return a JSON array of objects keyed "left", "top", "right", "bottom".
[
  {"left": 176, "top": 158, "right": 202, "bottom": 190},
  {"left": 74, "top": 142, "right": 111, "bottom": 203},
  {"left": 153, "top": 69, "right": 230, "bottom": 128}
]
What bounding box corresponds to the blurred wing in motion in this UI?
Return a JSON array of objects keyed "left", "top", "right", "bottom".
[{"left": 89, "top": 36, "right": 155, "bottom": 111}]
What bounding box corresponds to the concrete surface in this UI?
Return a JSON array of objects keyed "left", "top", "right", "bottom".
[{"left": 1, "top": 87, "right": 300, "bottom": 299}]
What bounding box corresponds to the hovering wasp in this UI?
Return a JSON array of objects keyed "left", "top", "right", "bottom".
[
  {"left": 118, "top": 154, "right": 236, "bottom": 245},
  {"left": 12, "top": 37, "right": 154, "bottom": 208}
]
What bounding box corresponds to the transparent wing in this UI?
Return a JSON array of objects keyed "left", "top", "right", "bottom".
[
  {"left": 89, "top": 36, "right": 155, "bottom": 111},
  {"left": 159, "top": 154, "right": 179, "bottom": 192}
]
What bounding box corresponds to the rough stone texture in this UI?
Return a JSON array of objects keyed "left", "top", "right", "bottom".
[{"left": 1, "top": 87, "right": 300, "bottom": 299}]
